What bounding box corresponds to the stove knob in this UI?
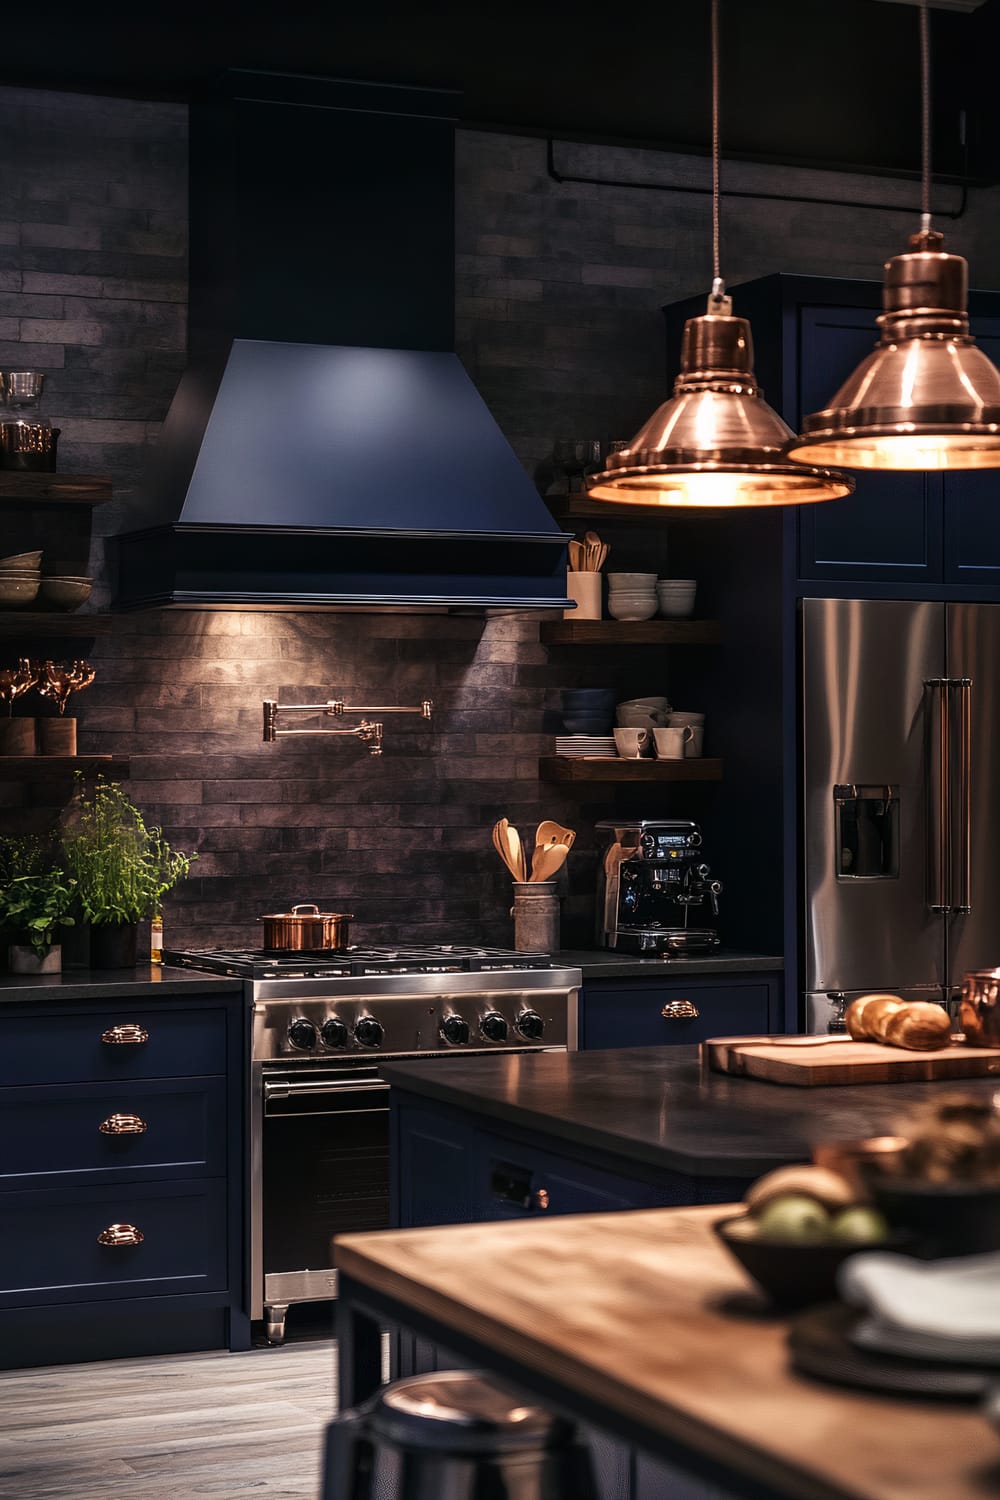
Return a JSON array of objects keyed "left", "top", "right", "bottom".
[
  {"left": 288, "top": 1018, "right": 318, "bottom": 1051},
  {"left": 321, "top": 1017, "right": 349, "bottom": 1049},
  {"left": 481, "top": 1011, "right": 508, "bottom": 1042},
  {"left": 640, "top": 833, "right": 656, "bottom": 855},
  {"left": 441, "top": 1014, "right": 470, "bottom": 1045},
  {"left": 354, "top": 1016, "right": 384, "bottom": 1049},
  {"left": 515, "top": 1009, "right": 544, "bottom": 1041}
]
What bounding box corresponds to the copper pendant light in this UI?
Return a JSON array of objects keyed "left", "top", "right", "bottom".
[
  {"left": 787, "top": 3, "right": 1000, "bottom": 471},
  {"left": 586, "top": 0, "right": 853, "bottom": 509}
]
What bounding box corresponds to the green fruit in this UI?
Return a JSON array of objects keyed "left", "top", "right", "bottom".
[
  {"left": 755, "top": 1194, "right": 832, "bottom": 1242},
  {"left": 831, "top": 1206, "right": 890, "bottom": 1244}
]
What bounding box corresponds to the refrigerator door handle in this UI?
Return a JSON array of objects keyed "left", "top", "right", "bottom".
[
  {"left": 924, "top": 677, "right": 952, "bottom": 916},
  {"left": 953, "top": 677, "right": 973, "bottom": 915}
]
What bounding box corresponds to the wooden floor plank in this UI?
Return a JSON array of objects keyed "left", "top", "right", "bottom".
[{"left": 0, "top": 1340, "right": 335, "bottom": 1500}]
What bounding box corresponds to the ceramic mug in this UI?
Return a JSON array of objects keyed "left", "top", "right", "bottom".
[
  {"left": 614, "top": 727, "right": 651, "bottom": 758},
  {"left": 653, "top": 725, "right": 694, "bottom": 759},
  {"left": 684, "top": 725, "right": 704, "bottom": 758}
]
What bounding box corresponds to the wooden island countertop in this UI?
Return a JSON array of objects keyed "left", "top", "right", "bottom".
[{"left": 335, "top": 1205, "right": 1000, "bottom": 1500}]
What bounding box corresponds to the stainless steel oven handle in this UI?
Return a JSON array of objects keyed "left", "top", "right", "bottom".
[
  {"left": 264, "top": 1105, "right": 391, "bottom": 1120},
  {"left": 263, "top": 1080, "right": 388, "bottom": 1101}
]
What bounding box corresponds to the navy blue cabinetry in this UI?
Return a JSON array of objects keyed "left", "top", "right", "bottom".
[
  {"left": 580, "top": 974, "right": 782, "bottom": 1051},
  {"left": 0, "top": 990, "right": 249, "bottom": 1369},
  {"left": 795, "top": 304, "right": 942, "bottom": 585},
  {"left": 392, "top": 1092, "right": 753, "bottom": 1234}
]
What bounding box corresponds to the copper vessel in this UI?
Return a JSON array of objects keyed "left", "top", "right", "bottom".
[
  {"left": 958, "top": 968, "right": 1000, "bottom": 1047},
  {"left": 258, "top": 903, "right": 353, "bottom": 952}
]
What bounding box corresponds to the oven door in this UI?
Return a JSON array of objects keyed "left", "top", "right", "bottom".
[{"left": 251, "top": 1060, "right": 389, "bottom": 1320}]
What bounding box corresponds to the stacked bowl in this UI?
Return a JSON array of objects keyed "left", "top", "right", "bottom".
[
  {"left": 0, "top": 549, "right": 41, "bottom": 608},
  {"left": 656, "top": 578, "right": 697, "bottom": 618},
  {"left": 559, "top": 687, "right": 616, "bottom": 735},
  {"left": 607, "top": 572, "right": 657, "bottom": 621}
]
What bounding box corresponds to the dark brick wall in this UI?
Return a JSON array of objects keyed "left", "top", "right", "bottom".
[{"left": 3, "top": 86, "right": 999, "bottom": 949}]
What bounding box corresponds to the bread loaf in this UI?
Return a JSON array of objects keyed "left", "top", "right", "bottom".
[
  {"left": 884, "top": 1002, "right": 953, "bottom": 1052},
  {"left": 845, "top": 994, "right": 894, "bottom": 1041},
  {"left": 860, "top": 995, "right": 906, "bottom": 1041}
]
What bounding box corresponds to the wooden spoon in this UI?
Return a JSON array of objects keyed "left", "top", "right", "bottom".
[
  {"left": 492, "top": 819, "right": 521, "bottom": 880},
  {"left": 506, "top": 823, "right": 526, "bottom": 883},
  {"left": 530, "top": 842, "right": 570, "bottom": 882},
  {"left": 535, "top": 820, "right": 575, "bottom": 850}
]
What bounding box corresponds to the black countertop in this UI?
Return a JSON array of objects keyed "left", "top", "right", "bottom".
[
  {"left": 382, "top": 1044, "right": 1000, "bottom": 1177},
  {"left": 555, "top": 949, "right": 782, "bottom": 979},
  {"left": 0, "top": 965, "right": 245, "bottom": 1004}
]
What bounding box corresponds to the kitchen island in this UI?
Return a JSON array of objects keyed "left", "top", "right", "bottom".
[
  {"left": 333, "top": 1204, "right": 1000, "bottom": 1500},
  {"left": 383, "top": 1044, "right": 1000, "bottom": 1227}
]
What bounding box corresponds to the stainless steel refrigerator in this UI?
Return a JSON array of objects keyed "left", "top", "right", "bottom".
[{"left": 802, "top": 596, "right": 1000, "bottom": 1034}]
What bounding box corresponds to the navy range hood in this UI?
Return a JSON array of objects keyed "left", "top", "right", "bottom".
[{"left": 113, "top": 72, "right": 572, "bottom": 613}]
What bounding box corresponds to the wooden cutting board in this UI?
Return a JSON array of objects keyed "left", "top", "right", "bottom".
[{"left": 701, "top": 1032, "right": 1000, "bottom": 1086}]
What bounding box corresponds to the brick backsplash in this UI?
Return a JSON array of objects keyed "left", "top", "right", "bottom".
[{"left": 2, "top": 85, "right": 1000, "bottom": 951}]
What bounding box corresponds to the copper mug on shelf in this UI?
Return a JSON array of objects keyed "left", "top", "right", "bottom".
[{"left": 958, "top": 968, "right": 1000, "bottom": 1047}]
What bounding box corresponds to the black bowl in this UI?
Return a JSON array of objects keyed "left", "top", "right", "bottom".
[
  {"left": 561, "top": 716, "right": 613, "bottom": 735},
  {"left": 867, "top": 1177, "right": 1000, "bottom": 1258},
  {"left": 714, "top": 1216, "right": 907, "bottom": 1309}
]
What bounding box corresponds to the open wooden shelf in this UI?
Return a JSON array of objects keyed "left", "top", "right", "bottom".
[
  {"left": 0, "top": 755, "right": 129, "bottom": 780},
  {"left": 540, "top": 756, "right": 722, "bottom": 783},
  {"left": 540, "top": 619, "right": 721, "bottom": 646},
  {"left": 0, "top": 612, "right": 111, "bottom": 637},
  {"left": 546, "top": 494, "right": 723, "bottom": 527},
  {"left": 0, "top": 473, "right": 112, "bottom": 505}
]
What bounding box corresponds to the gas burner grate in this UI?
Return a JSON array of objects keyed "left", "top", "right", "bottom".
[{"left": 164, "top": 944, "right": 554, "bottom": 978}]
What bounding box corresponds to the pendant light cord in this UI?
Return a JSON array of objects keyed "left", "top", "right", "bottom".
[
  {"left": 707, "top": 0, "right": 722, "bottom": 301},
  {"left": 920, "top": 1, "right": 932, "bottom": 234}
]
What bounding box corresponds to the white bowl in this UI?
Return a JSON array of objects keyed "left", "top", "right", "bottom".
[
  {"left": 608, "top": 598, "right": 657, "bottom": 621},
  {"left": 0, "top": 550, "right": 42, "bottom": 570},
  {"left": 607, "top": 572, "right": 657, "bottom": 586},
  {"left": 657, "top": 578, "right": 696, "bottom": 588}
]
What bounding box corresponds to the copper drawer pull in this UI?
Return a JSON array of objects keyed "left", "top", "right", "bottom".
[
  {"left": 661, "top": 1000, "right": 700, "bottom": 1020},
  {"left": 97, "top": 1223, "right": 144, "bottom": 1248},
  {"left": 98, "top": 1113, "right": 147, "bottom": 1136},
  {"left": 531, "top": 1188, "right": 550, "bottom": 1211},
  {"left": 101, "top": 1024, "right": 149, "bottom": 1046}
]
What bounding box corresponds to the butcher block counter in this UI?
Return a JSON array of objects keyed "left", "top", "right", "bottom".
[{"left": 334, "top": 1204, "right": 1000, "bottom": 1500}]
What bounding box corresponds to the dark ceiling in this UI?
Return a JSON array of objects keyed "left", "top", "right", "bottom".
[{"left": 7, "top": 0, "right": 1000, "bottom": 183}]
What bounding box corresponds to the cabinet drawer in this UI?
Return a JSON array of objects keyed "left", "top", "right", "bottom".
[
  {"left": 582, "top": 982, "right": 771, "bottom": 1050},
  {"left": 0, "top": 1178, "right": 228, "bottom": 1308},
  {"left": 0, "top": 1077, "right": 227, "bottom": 1189},
  {"left": 0, "top": 1003, "right": 228, "bottom": 1086}
]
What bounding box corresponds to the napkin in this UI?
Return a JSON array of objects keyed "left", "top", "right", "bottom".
[{"left": 838, "top": 1250, "right": 1000, "bottom": 1364}]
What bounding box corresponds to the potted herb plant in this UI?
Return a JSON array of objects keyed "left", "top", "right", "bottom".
[
  {"left": 61, "top": 777, "right": 197, "bottom": 969},
  {"left": 0, "top": 835, "right": 76, "bottom": 974}
]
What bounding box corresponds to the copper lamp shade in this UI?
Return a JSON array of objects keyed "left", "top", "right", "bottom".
[
  {"left": 788, "top": 232, "right": 1000, "bottom": 470},
  {"left": 587, "top": 300, "right": 855, "bottom": 507}
]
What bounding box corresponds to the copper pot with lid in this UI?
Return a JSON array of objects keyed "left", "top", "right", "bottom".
[
  {"left": 958, "top": 969, "right": 1000, "bottom": 1047},
  {"left": 258, "top": 903, "right": 354, "bottom": 952}
]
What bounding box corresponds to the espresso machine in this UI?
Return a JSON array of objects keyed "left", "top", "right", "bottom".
[{"left": 595, "top": 819, "right": 722, "bottom": 954}]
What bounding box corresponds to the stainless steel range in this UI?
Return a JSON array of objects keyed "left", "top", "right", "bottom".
[{"left": 165, "top": 945, "right": 581, "bottom": 1341}]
